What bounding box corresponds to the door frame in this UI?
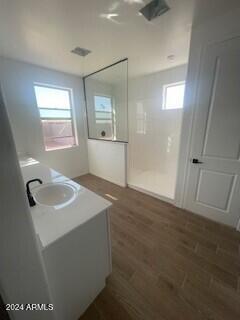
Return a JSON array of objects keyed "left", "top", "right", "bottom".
[{"left": 174, "top": 33, "right": 240, "bottom": 217}]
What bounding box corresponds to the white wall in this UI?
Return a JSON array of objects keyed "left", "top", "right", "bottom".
[
  {"left": 175, "top": 1, "right": 240, "bottom": 208},
  {"left": 0, "top": 57, "right": 88, "bottom": 179},
  {"left": 0, "top": 87, "right": 56, "bottom": 320},
  {"left": 113, "top": 80, "right": 128, "bottom": 142},
  {"left": 128, "top": 65, "right": 187, "bottom": 200},
  {"left": 88, "top": 140, "right": 127, "bottom": 187}
]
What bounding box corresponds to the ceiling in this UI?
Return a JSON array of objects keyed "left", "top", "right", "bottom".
[
  {"left": 0, "top": 0, "right": 195, "bottom": 78},
  {"left": 193, "top": 0, "right": 240, "bottom": 27}
]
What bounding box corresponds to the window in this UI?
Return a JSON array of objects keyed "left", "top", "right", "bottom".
[
  {"left": 94, "top": 95, "right": 112, "bottom": 124},
  {"left": 34, "top": 85, "right": 76, "bottom": 151},
  {"left": 163, "top": 82, "right": 185, "bottom": 110}
]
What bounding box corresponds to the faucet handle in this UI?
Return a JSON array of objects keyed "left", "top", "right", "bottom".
[{"left": 26, "top": 179, "right": 43, "bottom": 207}]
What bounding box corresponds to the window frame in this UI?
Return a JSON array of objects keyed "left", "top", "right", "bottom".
[
  {"left": 93, "top": 93, "right": 116, "bottom": 139},
  {"left": 94, "top": 94, "right": 113, "bottom": 122},
  {"left": 162, "top": 81, "right": 185, "bottom": 110},
  {"left": 34, "top": 83, "right": 78, "bottom": 151}
]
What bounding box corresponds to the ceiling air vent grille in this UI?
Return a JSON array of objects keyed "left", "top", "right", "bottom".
[
  {"left": 71, "top": 47, "right": 91, "bottom": 57},
  {"left": 140, "top": 0, "right": 170, "bottom": 21}
]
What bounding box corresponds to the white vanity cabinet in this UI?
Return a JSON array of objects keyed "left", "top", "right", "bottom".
[
  {"left": 42, "top": 210, "right": 111, "bottom": 320},
  {"left": 20, "top": 158, "right": 112, "bottom": 320}
]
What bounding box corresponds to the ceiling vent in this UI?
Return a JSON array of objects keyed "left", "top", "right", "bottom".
[
  {"left": 139, "top": 0, "right": 170, "bottom": 21},
  {"left": 71, "top": 47, "right": 91, "bottom": 57}
]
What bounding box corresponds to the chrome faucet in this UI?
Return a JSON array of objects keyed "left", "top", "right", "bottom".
[{"left": 26, "top": 179, "right": 43, "bottom": 207}]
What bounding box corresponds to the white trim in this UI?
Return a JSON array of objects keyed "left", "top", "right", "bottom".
[
  {"left": 128, "top": 184, "right": 174, "bottom": 205},
  {"left": 174, "top": 43, "right": 204, "bottom": 209},
  {"left": 34, "top": 81, "right": 73, "bottom": 92},
  {"left": 174, "top": 25, "right": 240, "bottom": 212},
  {"left": 33, "top": 82, "right": 79, "bottom": 151}
]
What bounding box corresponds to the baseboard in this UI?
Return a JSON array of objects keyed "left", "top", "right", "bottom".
[
  {"left": 128, "top": 184, "right": 174, "bottom": 205},
  {"left": 90, "top": 172, "right": 127, "bottom": 188}
]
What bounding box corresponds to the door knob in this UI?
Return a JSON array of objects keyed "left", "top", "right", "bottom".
[{"left": 192, "top": 158, "right": 203, "bottom": 164}]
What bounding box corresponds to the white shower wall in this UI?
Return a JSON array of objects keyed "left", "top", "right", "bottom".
[{"left": 128, "top": 65, "right": 187, "bottom": 200}]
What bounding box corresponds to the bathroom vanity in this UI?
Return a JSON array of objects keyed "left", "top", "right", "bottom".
[{"left": 20, "top": 158, "right": 112, "bottom": 320}]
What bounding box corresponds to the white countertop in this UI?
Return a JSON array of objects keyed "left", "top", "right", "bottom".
[{"left": 20, "top": 158, "right": 112, "bottom": 248}]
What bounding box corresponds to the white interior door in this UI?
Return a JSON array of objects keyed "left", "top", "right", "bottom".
[{"left": 185, "top": 37, "right": 240, "bottom": 227}]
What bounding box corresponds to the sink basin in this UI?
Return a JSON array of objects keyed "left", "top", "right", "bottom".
[{"left": 33, "top": 183, "right": 76, "bottom": 207}]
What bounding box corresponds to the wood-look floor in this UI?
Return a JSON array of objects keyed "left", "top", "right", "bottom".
[{"left": 75, "top": 174, "right": 240, "bottom": 320}]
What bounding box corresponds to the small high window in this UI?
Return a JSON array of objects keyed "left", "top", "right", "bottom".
[
  {"left": 34, "top": 84, "right": 77, "bottom": 151},
  {"left": 163, "top": 82, "right": 185, "bottom": 110},
  {"left": 94, "top": 95, "right": 113, "bottom": 124}
]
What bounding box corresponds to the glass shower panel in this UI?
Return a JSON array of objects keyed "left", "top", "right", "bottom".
[{"left": 84, "top": 59, "right": 128, "bottom": 142}]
